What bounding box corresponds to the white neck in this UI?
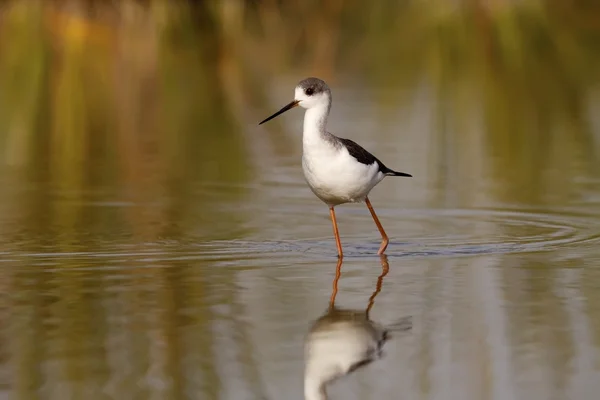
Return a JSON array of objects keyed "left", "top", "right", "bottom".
[
  {"left": 302, "top": 102, "right": 331, "bottom": 147},
  {"left": 304, "top": 376, "right": 328, "bottom": 400}
]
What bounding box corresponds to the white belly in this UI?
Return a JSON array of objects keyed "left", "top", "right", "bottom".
[{"left": 302, "top": 146, "right": 384, "bottom": 206}]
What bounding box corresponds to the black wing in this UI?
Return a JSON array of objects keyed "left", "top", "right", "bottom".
[{"left": 337, "top": 137, "right": 393, "bottom": 174}]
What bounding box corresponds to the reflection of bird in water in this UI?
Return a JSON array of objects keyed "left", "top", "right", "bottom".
[{"left": 304, "top": 256, "right": 412, "bottom": 400}]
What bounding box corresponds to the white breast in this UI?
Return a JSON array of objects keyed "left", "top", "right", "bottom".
[
  {"left": 302, "top": 143, "right": 384, "bottom": 206},
  {"left": 299, "top": 103, "right": 385, "bottom": 206}
]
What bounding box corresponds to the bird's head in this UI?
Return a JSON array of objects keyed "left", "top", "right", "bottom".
[{"left": 259, "top": 77, "right": 331, "bottom": 125}]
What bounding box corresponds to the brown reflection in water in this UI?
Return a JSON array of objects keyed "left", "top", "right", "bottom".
[{"left": 5, "top": 257, "right": 232, "bottom": 399}]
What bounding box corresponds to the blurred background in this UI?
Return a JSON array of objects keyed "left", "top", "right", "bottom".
[{"left": 0, "top": 0, "right": 600, "bottom": 399}]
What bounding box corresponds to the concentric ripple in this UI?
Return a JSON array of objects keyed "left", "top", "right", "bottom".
[
  {"left": 292, "top": 207, "right": 600, "bottom": 258},
  {"left": 5, "top": 207, "right": 600, "bottom": 266}
]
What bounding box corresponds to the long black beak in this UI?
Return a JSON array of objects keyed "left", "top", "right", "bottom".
[{"left": 258, "top": 100, "right": 299, "bottom": 125}]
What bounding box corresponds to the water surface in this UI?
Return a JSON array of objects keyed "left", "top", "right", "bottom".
[{"left": 1, "top": 2, "right": 600, "bottom": 400}]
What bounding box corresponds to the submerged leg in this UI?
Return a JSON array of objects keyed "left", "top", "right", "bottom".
[
  {"left": 329, "top": 257, "right": 343, "bottom": 310},
  {"left": 365, "top": 197, "right": 389, "bottom": 255},
  {"left": 329, "top": 206, "right": 343, "bottom": 258},
  {"left": 366, "top": 255, "right": 390, "bottom": 317}
]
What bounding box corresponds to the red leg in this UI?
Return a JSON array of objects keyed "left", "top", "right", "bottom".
[
  {"left": 329, "top": 257, "right": 343, "bottom": 310},
  {"left": 365, "top": 197, "right": 389, "bottom": 255},
  {"left": 329, "top": 206, "right": 343, "bottom": 258},
  {"left": 366, "top": 255, "right": 390, "bottom": 317}
]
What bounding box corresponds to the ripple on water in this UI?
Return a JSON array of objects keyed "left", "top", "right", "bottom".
[
  {"left": 6, "top": 207, "right": 600, "bottom": 266},
  {"left": 247, "top": 207, "right": 600, "bottom": 259},
  {"left": 293, "top": 207, "right": 600, "bottom": 258}
]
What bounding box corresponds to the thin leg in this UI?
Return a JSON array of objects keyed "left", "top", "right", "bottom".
[
  {"left": 329, "top": 257, "right": 343, "bottom": 311},
  {"left": 329, "top": 206, "right": 343, "bottom": 258},
  {"left": 366, "top": 255, "right": 390, "bottom": 317},
  {"left": 365, "top": 197, "right": 389, "bottom": 255}
]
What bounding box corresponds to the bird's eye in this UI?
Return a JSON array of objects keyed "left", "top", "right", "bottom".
[{"left": 305, "top": 87, "right": 314, "bottom": 96}]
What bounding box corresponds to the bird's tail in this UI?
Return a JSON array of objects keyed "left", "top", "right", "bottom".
[
  {"left": 386, "top": 170, "right": 412, "bottom": 177},
  {"left": 383, "top": 316, "right": 413, "bottom": 340},
  {"left": 387, "top": 316, "right": 412, "bottom": 332}
]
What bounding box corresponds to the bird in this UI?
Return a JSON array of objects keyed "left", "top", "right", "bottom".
[
  {"left": 303, "top": 256, "right": 412, "bottom": 400},
  {"left": 259, "top": 77, "right": 412, "bottom": 258}
]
